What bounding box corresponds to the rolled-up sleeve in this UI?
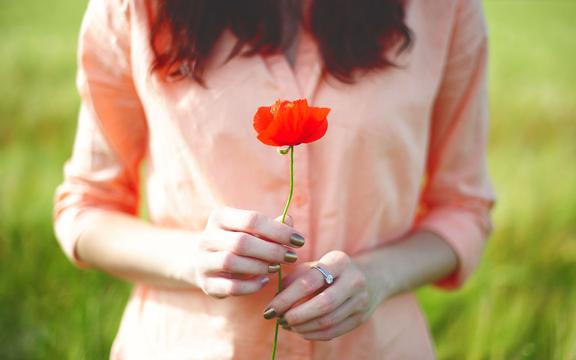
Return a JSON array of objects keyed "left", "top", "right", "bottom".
[
  {"left": 415, "top": 0, "right": 495, "bottom": 289},
  {"left": 53, "top": 0, "right": 147, "bottom": 267}
]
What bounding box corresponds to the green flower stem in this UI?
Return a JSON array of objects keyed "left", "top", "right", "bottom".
[
  {"left": 272, "top": 145, "right": 294, "bottom": 360},
  {"left": 280, "top": 146, "right": 294, "bottom": 225}
]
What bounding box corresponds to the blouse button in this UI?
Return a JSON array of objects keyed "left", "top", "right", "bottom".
[{"left": 294, "top": 194, "right": 308, "bottom": 207}]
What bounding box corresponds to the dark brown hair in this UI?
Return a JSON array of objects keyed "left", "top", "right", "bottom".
[{"left": 150, "top": 0, "right": 412, "bottom": 84}]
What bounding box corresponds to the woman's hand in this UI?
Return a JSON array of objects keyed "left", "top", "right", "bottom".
[
  {"left": 262, "top": 250, "right": 382, "bottom": 341},
  {"left": 180, "top": 207, "right": 305, "bottom": 299}
]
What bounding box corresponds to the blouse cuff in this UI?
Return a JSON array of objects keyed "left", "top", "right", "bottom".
[{"left": 53, "top": 206, "right": 99, "bottom": 268}]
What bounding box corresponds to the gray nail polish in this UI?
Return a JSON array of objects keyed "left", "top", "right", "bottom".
[
  {"left": 289, "top": 233, "right": 305, "bottom": 247},
  {"left": 284, "top": 250, "right": 298, "bottom": 263},
  {"left": 268, "top": 264, "right": 281, "bottom": 273},
  {"left": 263, "top": 307, "right": 277, "bottom": 320}
]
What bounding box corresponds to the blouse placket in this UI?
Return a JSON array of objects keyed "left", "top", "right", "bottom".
[{"left": 261, "top": 30, "right": 323, "bottom": 264}]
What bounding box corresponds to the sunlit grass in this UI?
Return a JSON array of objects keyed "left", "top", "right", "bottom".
[{"left": 1, "top": 0, "right": 574, "bottom": 359}]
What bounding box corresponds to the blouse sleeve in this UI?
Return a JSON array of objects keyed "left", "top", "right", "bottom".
[
  {"left": 53, "top": 0, "right": 148, "bottom": 267},
  {"left": 415, "top": 0, "right": 495, "bottom": 289}
]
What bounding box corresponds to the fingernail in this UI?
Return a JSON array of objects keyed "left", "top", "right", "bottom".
[
  {"left": 289, "top": 233, "right": 305, "bottom": 247},
  {"left": 263, "top": 307, "right": 277, "bottom": 320},
  {"left": 268, "top": 264, "right": 281, "bottom": 273},
  {"left": 278, "top": 317, "right": 289, "bottom": 326},
  {"left": 284, "top": 251, "right": 298, "bottom": 263},
  {"left": 260, "top": 277, "right": 270, "bottom": 285}
]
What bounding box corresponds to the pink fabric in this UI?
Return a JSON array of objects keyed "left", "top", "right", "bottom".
[{"left": 53, "top": 0, "right": 494, "bottom": 358}]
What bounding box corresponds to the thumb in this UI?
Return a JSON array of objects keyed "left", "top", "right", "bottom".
[{"left": 274, "top": 214, "right": 294, "bottom": 227}]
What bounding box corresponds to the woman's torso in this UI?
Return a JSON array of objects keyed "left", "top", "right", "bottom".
[{"left": 111, "top": 0, "right": 460, "bottom": 358}]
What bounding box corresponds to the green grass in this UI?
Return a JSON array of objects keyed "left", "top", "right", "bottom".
[
  {"left": 1, "top": 1, "right": 574, "bottom": 359},
  {"left": 0, "top": 1, "right": 130, "bottom": 359}
]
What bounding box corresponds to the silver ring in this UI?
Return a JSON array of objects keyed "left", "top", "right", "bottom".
[{"left": 311, "top": 265, "right": 334, "bottom": 285}]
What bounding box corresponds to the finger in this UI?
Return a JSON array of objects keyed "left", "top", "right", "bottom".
[
  {"left": 274, "top": 214, "right": 293, "bottom": 227},
  {"left": 202, "top": 276, "right": 269, "bottom": 298},
  {"left": 301, "top": 313, "right": 364, "bottom": 341},
  {"left": 201, "top": 229, "right": 298, "bottom": 264},
  {"left": 202, "top": 252, "right": 271, "bottom": 275},
  {"left": 279, "top": 263, "right": 312, "bottom": 288},
  {"left": 282, "top": 269, "right": 356, "bottom": 325},
  {"left": 263, "top": 255, "right": 349, "bottom": 319},
  {"left": 291, "top": 294, "right": 365, "bottom": 333},
  {"left": 210, "top": 207, "right": 304, "bottom": 248}
]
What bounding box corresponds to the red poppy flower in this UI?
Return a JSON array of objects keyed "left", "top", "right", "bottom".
[{"left": 253, "top": 99, "right": 330, "bottom": 146}]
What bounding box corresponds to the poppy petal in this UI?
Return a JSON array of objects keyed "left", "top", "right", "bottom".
[
  {"left": 257, "top": 108, "right": 288, "bottom": 145},
  {"left": 253, "top": 99, "right": 330, "bottom": 147},
  {"left": 257, "top": 132, "right": 281, "bottom": 146},
  {"left": 253, "top": 106, "right": 273, "bottom": 132},
  {"left": 300, "top": 107, "right": 330, "bottom": 143},
  {"left": 300, "top": 118, "right": 328, "bottom": 143}
]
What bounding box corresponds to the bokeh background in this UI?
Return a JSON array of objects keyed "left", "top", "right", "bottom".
[{"left": 1, "top": 0, "right": 575, "bottom": 359}]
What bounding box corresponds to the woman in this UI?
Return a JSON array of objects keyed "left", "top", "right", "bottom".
[{"left": 54, "top": 0, "right": 494, "bottom": 358}]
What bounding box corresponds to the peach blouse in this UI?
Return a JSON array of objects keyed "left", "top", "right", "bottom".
[{"left": 54, "top": 0, "right": 494, "bottom": 358}]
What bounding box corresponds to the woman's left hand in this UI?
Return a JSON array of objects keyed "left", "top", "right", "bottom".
[{"left": 263, "top": 250, "right": 380, "bottom": 341}]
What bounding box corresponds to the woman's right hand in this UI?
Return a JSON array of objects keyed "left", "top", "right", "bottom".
[{"left": 179, "top": 207, "right": 305, "bottom": 299}]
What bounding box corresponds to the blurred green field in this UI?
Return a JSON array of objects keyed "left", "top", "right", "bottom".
[{"left": 1, "top": 0, "right": 575, "bottom": 359}]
